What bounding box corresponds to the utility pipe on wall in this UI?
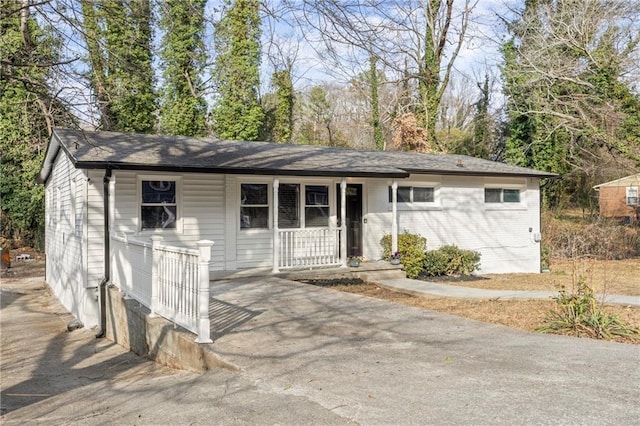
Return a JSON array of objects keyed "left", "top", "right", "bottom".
[
  {"left": 95, "top": 167, "right": 112, "bottom": 338},
  {"left": 391, "top": 180, "right": 398, "bottom": 254}
]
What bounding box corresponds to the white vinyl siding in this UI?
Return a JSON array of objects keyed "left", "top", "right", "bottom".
[
  {"left": 235, "top": 177, "right": 338, "bottom": 269},
  {"left": 236, "top": 178, "right": 274, "bottom": 269},
  {"left": 86, "top": 170, "right": 105, "bottom": 288},
  {"left": 44, "top": 151, "right": 99, "bottom": 328},
  {"left": 111, "top": 171, "right": 226, "bottom": 271},
  {"left": 365, "top": 175, "right": 541, "bottom": 274}
]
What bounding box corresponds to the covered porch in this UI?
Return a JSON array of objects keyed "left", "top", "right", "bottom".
[{"left": 269, "top": 177, "right": 403, "bottom": 273}]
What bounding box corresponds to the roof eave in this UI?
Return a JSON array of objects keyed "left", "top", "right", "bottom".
[
  {"left": 73, "top": 161, "right": 410, "bottom": 179},
  {"left": 402, "top": 168, "right": 559, "bottom": 179},
  {"left": 36, "top": 131, "right": 64, "bottom": 184}
]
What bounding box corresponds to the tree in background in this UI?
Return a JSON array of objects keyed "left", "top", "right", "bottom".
[
  {"left": 212, "top": 0, "right": 263, "bottom": 140},
  {"left": 295, "top": 0, "right": 477, "bottom": 151},
  {"left": 262, "top": 68, "right": 294, "bottom": 142},
  {"left": 369, "top": 54, "right": 383, "bottom": 150},
  {"left": 0, "top": 0, "right": 74, "bottom": 248},
  {"left": 501, "top": 0, "right": 640, "bottom": 207},
  {"left": 158, "top": 0, "right": 208, "bottom": 136},
  {"left": 80, "top": 0, "right": 156, "bottom": 133},
  {"left": 448, "top": 76, "right": 493, "bottom": 159}
]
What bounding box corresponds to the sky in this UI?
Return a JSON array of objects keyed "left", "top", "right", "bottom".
[{"left": 33, "top": 0, "right": 516, "bottom": 128}]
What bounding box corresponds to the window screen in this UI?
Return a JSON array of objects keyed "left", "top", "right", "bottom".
[
  {"left": 305, "top": 185, "right": 329, "bottom": 227},
  {"left": 141, "top": 181, "right": 177, "bottom": 229},
  {"left": 413, "top": 187, "right": 434, "bottom": 202},
  {"left": 278, "top": 184, "right": 300, "bottom": 228},
  {"left": 485, "top": 188, "right": 520, "bottom": 203},
  {"left": 241, "top": 184, "right": 268, "bottom": 229}
]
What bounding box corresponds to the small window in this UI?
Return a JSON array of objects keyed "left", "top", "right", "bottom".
[
  {"left": 141, "top": 180, "right": 177, "bottom": 230},
  {"left": 279, "top": 184, "right": 300, "bottom": 228},
  {"left": 413, "top": 187, "right": 434, "bottom": 203},
  {"left": 388, "top": 186, "right": 434, "bottom": 203},
  {"left": 305, "top": 185, "right": 329, "bottom": 227},
  {"left": 241, "top": 184, "right": 269, "bottom": 229},
  {"left": 485, "top": 188, "right": 520, "bottom": 203},
  {"left": 627, "top": 187, "right": 638, "bottom": 205}
]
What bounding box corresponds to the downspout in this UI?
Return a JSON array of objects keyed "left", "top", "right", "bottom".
[{"left": 95, "top": 167, "right": 112, "bottom": 338}]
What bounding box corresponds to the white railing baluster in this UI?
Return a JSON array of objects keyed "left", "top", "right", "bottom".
[
  {"left": 276, "top": 228, "right": 342, "bottom": 270},
  {"left": 109, "top": 234, "right": 213, "bottom": 343}
]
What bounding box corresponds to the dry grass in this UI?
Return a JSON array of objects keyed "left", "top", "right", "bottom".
[
  {"left": 432, "top": 258, "right": 640, "bottom": 296},
  {"left": 330, "top": 282, "right": 640, "bottom": 345}
]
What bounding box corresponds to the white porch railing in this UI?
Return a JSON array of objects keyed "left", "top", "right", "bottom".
[
  {"left": 278, "top": 227, "right": 342, "bottom": 269},
  {"left": 110, "top": 234, "right": 213, "bottom": 343}
]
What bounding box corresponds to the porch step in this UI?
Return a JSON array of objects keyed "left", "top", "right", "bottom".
[
  {"left": 278, "top": 262, "right": 407, "bottom": 282},
  {"left": 211, "top": 262, "right": 407, "bottom": 282}
]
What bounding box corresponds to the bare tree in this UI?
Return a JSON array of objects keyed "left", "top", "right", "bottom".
[
  {"left": 504, "top": 0, "right": 640, "bottom": 162},
  {"left": 288, "top": 0, "right": 479, "bottom": 151}
]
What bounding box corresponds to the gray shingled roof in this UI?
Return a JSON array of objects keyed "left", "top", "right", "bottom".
[{"left": 38, "top": 128, "right": 557, "bottom": 183}]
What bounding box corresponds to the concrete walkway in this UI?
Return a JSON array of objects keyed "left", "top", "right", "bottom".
[{"left": 376, "top": 277, "right": 640, "bottom": 307}]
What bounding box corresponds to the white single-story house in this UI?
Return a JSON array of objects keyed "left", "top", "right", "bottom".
[{"left": 38, "top": 128, "right": 556, "bottom": 332}]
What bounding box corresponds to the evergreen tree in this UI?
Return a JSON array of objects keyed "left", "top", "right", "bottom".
[
  {"left": 268, "top": 69, "right": 294, "bottom": 142},
  {"left": 212, "top": 0, "right": 264, "bottom": 140},
  {"left": 80, "top": 0, "right": 156, "bottom": 133},
  {"left": 0, "top": 1, "right": 73, "bottom": 248},
  {"left": 158, "top": 0, "right": 208, "bottom": 136},
  {"left": 501, "top": 0, "right": 640, "bottom": 207},
  {"left": 369, "top": 55, "right": 383, "bottom": 150}
]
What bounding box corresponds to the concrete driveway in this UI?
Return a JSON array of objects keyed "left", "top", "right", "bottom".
[
  {"left": 210, "top": 276, "right": 640, "bottom": 425},
  {"left": 3, "top": 275, "right": 639, "bottom": 425}
]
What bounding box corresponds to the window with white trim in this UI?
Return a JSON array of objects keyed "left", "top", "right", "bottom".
[
  {"left": 241, "top": 183, "right": 269, "bottom": 229},
  {"left": 388, "top": 186, "right": 435, "bottom": 203},
  {"left": 485, "top": 188, "right": 520, "bottom": 203},
  {"left": 140, "top": 180, "right": 177, "bottom": 230},
  {"left": 305, "top": 185, "right": 329, "bottom": 227},
  {"left": 626, "top": 186, "right": 638, "bottom": 205}
]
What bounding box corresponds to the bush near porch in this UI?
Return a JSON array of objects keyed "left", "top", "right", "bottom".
[
  {"left": 380, "top": 232, "right": 426, "bottom": 279},
  {"left": 422, "top": 245, "right": 481, "bottom": 277}
]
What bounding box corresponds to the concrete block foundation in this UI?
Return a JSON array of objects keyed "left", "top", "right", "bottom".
[{"left": 104, "top": 285, "right": 237, "bottom": 372}]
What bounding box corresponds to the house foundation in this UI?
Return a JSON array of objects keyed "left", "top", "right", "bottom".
[{"left": 104, "top": 285, "right": 237, "bottom": 372}]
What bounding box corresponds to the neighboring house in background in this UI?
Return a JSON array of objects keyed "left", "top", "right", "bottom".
[
  {"left": 593, "top": 174, "right": 640, "bottom": 224},
  {"left": 37, "top": 128, "right": 555, "bottom": 330}
]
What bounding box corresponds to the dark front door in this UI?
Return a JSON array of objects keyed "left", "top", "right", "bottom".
[{"left": 337, "top": 184, "right": 363, "bottom": 257}]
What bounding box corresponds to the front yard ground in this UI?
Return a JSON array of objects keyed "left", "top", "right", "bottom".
[
  {"left": 426, "top": 258, "right": 639, "bottom": 296},
  {"left": 6, "top": 252, "right": 639, "bottom": 344},
  {"left": 301, "top": 258, "right": 640, "bottom": 345}
]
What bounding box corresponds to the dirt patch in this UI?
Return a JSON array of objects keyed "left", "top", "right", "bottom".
[
  {"left": 1, "top": 248, "right": 45, "bottom": 281},
  {"left": 301, "top": 280, "right": 640, "bottom": 345},
  {"left": 420, "top": 258, "right": 640, "bottom": 296}
]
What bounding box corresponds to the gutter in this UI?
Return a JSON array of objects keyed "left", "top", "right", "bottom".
[{"left": 95, "top": 167, "right": 112, "bottom": 338}]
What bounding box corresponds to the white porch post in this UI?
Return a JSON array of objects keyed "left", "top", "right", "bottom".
[
  {"left": 391, "top": 180, "right": 398, "bottom": 254},
  {"left": 150, "top": 235, "right": 163, "bottom": 317},
  {"left": 195, "top": 240, "right": 213, "bottom": 343},
  {"left": 340, "top": 178, "right": 347, "bottom": 267},
  {"left": 272, "top": 178, "right": 280, "bottom": 273}
]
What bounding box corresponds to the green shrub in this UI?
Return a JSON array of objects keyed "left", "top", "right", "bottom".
[
  {"left": 423, "top": 245, "right": 481, "bottom": 276},
  {"left": 380, "top": 231, "right": 427, "bottom": 279},
  {"left": 541, "top": 246, "right": 551, "bottom": 271},
  {"left": 537, "top": 279, "right": 639, "bottom": 340}
]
